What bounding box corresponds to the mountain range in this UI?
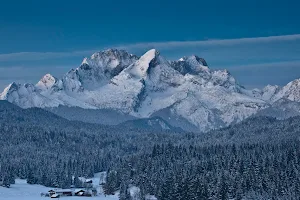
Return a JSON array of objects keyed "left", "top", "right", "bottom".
[{"left": 1, "top": 48, "right": 300, "bottom": 132}]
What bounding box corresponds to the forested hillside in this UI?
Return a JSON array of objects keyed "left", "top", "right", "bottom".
[
  {"left": 1, "top": 101, "right": 300, "bottom": 199},
  {"left": 107, "top": 116, "right": 300, "bottom": 199},
  {"left": 0, "top": 101, "right": 188, "bottom": 189}
]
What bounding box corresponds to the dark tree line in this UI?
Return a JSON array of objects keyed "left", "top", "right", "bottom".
[
  {"left": 107, "top": 141, "right": 300, "bottom": 199},
  {"left": 1, "top": 100, "right": 300, "bottom": 199},
  {"left": 0, "top": 106, "right": 191, "bottom": 190}
]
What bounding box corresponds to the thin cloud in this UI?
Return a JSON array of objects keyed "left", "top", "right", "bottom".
[
  {"left": 119, "top": 34, "right": 300, "bottom": 50},
  {"left": 0, "top": 50, "right": 95, "bottom": 62},
  {"left": 226, "top": 60, "right": 300, "bottom": 71},
  {"left": 0, "top": 34, "right": 300, "bottom": 62}
]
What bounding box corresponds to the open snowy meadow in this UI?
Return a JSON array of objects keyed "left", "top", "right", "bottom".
[{"left": 0, "top": 173, "right": 118, "bottom": 200}]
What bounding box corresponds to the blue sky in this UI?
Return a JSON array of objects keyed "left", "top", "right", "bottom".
[{"left": 0, "top": 0, "right": 300, "bottom": 90}]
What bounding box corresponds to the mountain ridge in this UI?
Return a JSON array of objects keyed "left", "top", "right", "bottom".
[{"left": 1, "top": 48, "right": 299, "bottom": 132}]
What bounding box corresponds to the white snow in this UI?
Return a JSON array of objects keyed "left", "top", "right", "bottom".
[
  {"left": 36, "top": 74, "right": 57, "bottom": 90},
  {"left": 261, "top": 84, "right": 280, "bottom": 101},
  {"left": 1, "top": 48, "right": 300, "bottom": 131},
  {"left": 183, "top": 55, "right": 210, "bottom": 73},
  {"left": 145, "top": 195, "right": 157, "bottom": 200},
  {"left": 0, "top": 176, "right": 118, "bottom": 200},
  {"left": 272, "top": 79, "right": 300, "bottom": 102},
  {"left": 78, "top": 172, "right": 106, "bottom": 194},
  {"left": 127, "top": 49, "right": 157, "bottom": 78}
]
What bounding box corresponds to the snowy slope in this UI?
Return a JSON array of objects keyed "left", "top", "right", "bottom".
[
  {"left": 244, "top": 80, "right": 300, "bottom": 104},
  {"left": 272, "top": 79, "right": 300, "bottom": 102},
  {"left": 0, "top": 179, "right": 118, "bottom": 200},
  {"left": 1, "top": 48, "right": 299, "bottom": 132},
  {"left": 256, "top": 98, "right": 300, "bottom": 119}
]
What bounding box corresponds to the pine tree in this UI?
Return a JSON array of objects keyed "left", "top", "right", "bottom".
[
  {"left": 160, "top": 173, "right": 174, "bottom": 200},
  {"left": 73, "top": 175, "right": 82, "bottom": 188},
  {"left": 27, "top": 168, "right": 36, "bottom": 184},
  {"left": 119, "top": 182, "right": 127, "bottom": 200}
]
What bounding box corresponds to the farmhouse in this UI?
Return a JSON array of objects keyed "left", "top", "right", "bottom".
[
  {"left": 48, "top": 190, "right": 55, "bottom": 196},
  {"left": 46, "top": 187, "right": 94, "bottom": 197},
  {"left": 74, "top": 189, "right": 93, "bottom": 197},
  {"left": 48, "top": 189, "right": 73, "bottom": 197},
  {"left": 55, "top": 189, "right": 73, "bottom": 196}
]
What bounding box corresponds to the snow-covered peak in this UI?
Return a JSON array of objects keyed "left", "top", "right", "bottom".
[
  {"left": 183, "top": 55, "right": 209, "bottom": 71},
  {"left": 0, "top": 82, "right": 51, "bottom": 108},
  {"left": 36, "top": 74, "right": 57, "bottom": 90},
  {"left": 171, "top": 55, "right": 209, "bottom": 76},
  {"left": 273, "top": 79, "right": 300, "bottom": 102},
  {"left": 2, "top": 48, "right": 300, "bottom": 132},
  {"left": 87, "top": 48, "right": 138, "bottom": 72},
  {"left": 63, "top": 49, "right": 139, "bottom": 90},
  {"left": 139, "top": 49, "right": 160, "bottom": 66},
  {"left": 143, "top": 49, "right": 159, "bottom": 58},
  {"left": 126, "top": 49, "right": 160, "bottom": 78},
  {"left": 81, "top": 57, "right": 89, "bottom": 65},
  {"left": 5, "top": 82, "right": 19, "bottom": 91},
  {"left": 285, "top": 78, "right": 300, "bottom": 89},
  {"left": 261, "top": 84, "right": 280, "bottom": 101},
  {"left": 0, "top": 82, "right": 19, "bottom": 99},
  {"left": 0, "top": 82, "right": 37, "bottom": 99},
  {"left": 126, "top": 49, "right": 184, "bottom": 91},
  {"left": 184, "top": 55, "right": 209, "bottom": 67},
  {"left": 91, "top": 48, "right": 135, "bottom": 59},
  {"left": 209, "top": 69, "right": 240, "bottom": 91}
]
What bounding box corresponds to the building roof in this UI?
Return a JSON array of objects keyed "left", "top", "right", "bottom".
[
  {"left": 75, "top": 189, "right": 86, "bottom": 193},
  {"left": 85, "top": 179, "right": 93, "bottom": 183},
  {"left": 54, "top": 189, "right": 73, "bottom": 193},
  {"left": 51, "top": 194, "right": 59, "bottom": 198},
  {"left": 76, "top": 191, "right": 84, "bottom": 196}
]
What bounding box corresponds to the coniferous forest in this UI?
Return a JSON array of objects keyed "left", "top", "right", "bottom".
[{"left": 1, "top": 101, "right": 300, "bottom": 199}]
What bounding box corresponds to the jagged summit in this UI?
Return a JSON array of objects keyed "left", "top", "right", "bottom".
[
  {"left": 126, "top": 49, "right": 161, "bottom": 78},
  {"left": 36, "top": 74, "right": 57, "bottom": 90},
  {"left": 63, "top": 49, "right": 139, "bottom": 91},
  {"left": 1, "top": 82, "right": 36, "bottom": 98},
  {"left": 4, "top": 82, "right": 19, "bottom": 91},
  {"left": 0, "top": 82, "right": 18, "bottom": 100},
  {"left": 91, "top": 48, "right": 137, "bottom": 59},
  {"left": 273, "top": 79, "right": 300, "bottom": 102},
  {"left": 172, "top": 55, "right": 209, "bottom": 76},
  {"left": 180, "top": 55, "right": 208, "bottom": 66},
  {"left": 1, "top": 48, "right": 299, "bottom": 132},
  {"left": 86, "top": 48, "right": 138, "bottom": 72}
]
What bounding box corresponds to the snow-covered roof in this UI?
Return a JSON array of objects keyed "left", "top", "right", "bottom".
[
  {"left": 51, "top": 193, "right": 59, "bottom": 198},
  {"left": 85, "top": 179, "right": 93, "bottom": 183},
  {"left": 77, "top": 191, "right": 84, "bottom": 196},
  {"left": 75, "top": 189, "right": 86, "bottom": 193}
]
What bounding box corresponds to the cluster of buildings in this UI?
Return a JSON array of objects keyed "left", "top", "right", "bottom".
[
  {"left": 47, "top": 188, "right": 96, "bottom": 198},
  {"left": 42, "top": 180, "right": 97, "bottom": 198}
]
